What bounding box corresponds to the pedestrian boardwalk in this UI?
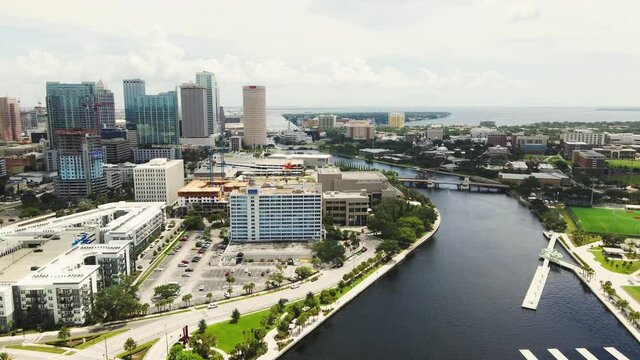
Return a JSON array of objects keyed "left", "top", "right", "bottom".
[
  {"left": 522, "top": 233, "right": 558, "bottom": 310},
  {"left": 519, "top": 347, "right": 630, "bottom": 359}
]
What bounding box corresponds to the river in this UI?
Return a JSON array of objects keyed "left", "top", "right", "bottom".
[{"left": 280, "top": 157, "right": 640, "bottom": 360}]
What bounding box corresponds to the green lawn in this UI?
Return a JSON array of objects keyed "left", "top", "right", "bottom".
[
  {"left": 6, "top": 344, "right": 67, "bottom": 354},
  {"left": 205, "top": 308, "right": 271, "bottom": 353},
  {"left": 117, "top": 338, "right": 159, "bottom": 359},
  {"left": 607, "top": 159, "right": 640, "bottom": 169},
  {"left": 589, "top": 248, "right": 640, "bottom": 274},
  {"left": 74, "top": 328, "right": 129, "bottom": 350},
  {"left": 569, "top": 207, "right": 640, "bottom": 236},
  {"left": 623, "top": 286, "right": 640, "bottom": 304}
]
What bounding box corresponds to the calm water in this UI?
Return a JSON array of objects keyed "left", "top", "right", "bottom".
[
  {"left": 264, "top": 106, "right": 640, "bottom": 128},
  {"left": 281, "top": 157, "right": 640, "bottom": 360}
]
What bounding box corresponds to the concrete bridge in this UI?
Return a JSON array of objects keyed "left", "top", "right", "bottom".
[{"left": 398, "top": 177, "right": 510, "bottom": 192}]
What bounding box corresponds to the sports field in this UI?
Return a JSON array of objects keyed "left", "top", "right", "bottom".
[
  {"left": 569, "top": 206, "right": 640, "bottom": 236},
  {"left": 606, "top": 159, "right": 640, "bottom": 169}
]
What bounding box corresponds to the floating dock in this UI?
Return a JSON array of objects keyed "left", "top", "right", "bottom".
[{"left": 521, "top": 233, "right": 558, "bottom": 310}]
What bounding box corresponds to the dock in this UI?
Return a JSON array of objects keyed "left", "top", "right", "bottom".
[{"left": 521, "top": 233, "right": 558, "bottom": 310}]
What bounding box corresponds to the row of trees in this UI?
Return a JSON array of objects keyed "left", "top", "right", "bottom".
[{"left": 368, "top": 198, "right": 437, "bottom": 249}]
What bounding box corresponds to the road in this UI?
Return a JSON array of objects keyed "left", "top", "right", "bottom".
[{"left": 0, "top": 236, "right": 380, "bottom": 360}]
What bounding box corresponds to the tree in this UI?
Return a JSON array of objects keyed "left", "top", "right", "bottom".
[
  {"left": 243, "top": 282, "right": 256, "bottom": 294},
  {"left": 182, "top": 294, "right": 193, "bottom": 307},
  {"left": 226, "top": 275, "right": 236, "bottom": 290},
  {"left": 198, "top": 319, "right": 208, "bottom": 334},
  {"left": 0, "top": 218, "right": 4, "bottom": 228},
  {"left": 231, "top": 308, "right": 241, "bottom": 323},
  {"left": 268, "top": 272, "right": 285, "bottom": 287},
  {"left": 124, "top": 337, "right": 137, "bottom": 359},
  {"left": 376, "top": 239, "right": 401, "bottom": 258},
  {"left": 183, "top": 214, "right": 205, "bottom": 230},
  {"left": 294, "top": 266, "right": 313, "bottom": 280},
  {"left": 57, "top": 326, "right": 70, "bottom": 341},
  {"left": 312, "top": 239, "right": 346, "bottom": 266},
  {"left": 206, "top": 292, "right": 213, "bottom": 303},
  {"left": 616, "top": 298, "right": 629, "bottom": 310},
  {"left": 176, "top": 350, "right": 206, "bottom": 360},
  {"left": 0, "top": 353, "right": 14, "bottom": 360},
  {"left": 189, "top": 331, "right": 216, "bottom": 359}
]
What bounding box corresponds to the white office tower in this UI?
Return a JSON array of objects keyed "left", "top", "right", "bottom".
[
  {"left": 195, "top": 71, "right": 219, "bottom": 135},
  {"left": 133, "top": 158, "right": 185, "bottom": 205},
  {"left": 180, "top": 83, "right": 208, "bottom": 138},
  {"left": 229, "top": 186, "right": 323, "bottom": 242},
  {"left": 242, "top": 85, "right": 267, "bottom": 147}
]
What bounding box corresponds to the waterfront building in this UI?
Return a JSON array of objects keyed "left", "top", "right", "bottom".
[
  {"left": 102, "top": 138, "right": 132, "bottom": 164},
  {"left": 268, "top": 153, "right": 332, "bottom": 167},
  {"left": 344, "top": 121, "right": 375, "bottom": 141},
  {"left": 316, "top": 167, "right": 399, "bottom": 200},
  {"left": 95, "top": 80, "right": 116, "bottom": 128},
  {"left": 318, "top": 115, "right": 337, "bottom": 130},
  {"left": 242, "top": 85, "right": 267, "bottom": 146},
  {"left": 426, "top": 124, "right": 444, "bottom": 141},
  {"left": 562, "top": 129, "right": 604, "bottom": 145},
  {"left": 388, "top": 112, "right": 405, "bottom": 128},
  {"left": 135, "top": 91, "right": 180, "bottom": 147},
  {"left": 180, "top": 83, "right": 209, "bottom": 138},
  {"left": 499, "top": 172, "right": 570, "bottom": 186},
  {"left": 323, "top": 190, "right": 369, "bottom": 226},
  {"left": 0, "top": 97, "right": 23, "bottom": 142},
  {"left": 46, "top": 82, "right": 107, "bottom": 199},
  {"left": 195, "top": 71, "right": 219, "bottom": 135},
  {"left": 487, "top": 132, "right": 508, "bottom": 147},
  {"left": 512, "top": 134, "right": 548, "bottom": 154},
  {"left": 229, "top": 185, "right": 323, "bottom": 242},
  {"left": 133, "top": 158, "right": 185, "bottom": 205},
  {"left": 123, "top": 79, "right": 146, "bottom": 128}
]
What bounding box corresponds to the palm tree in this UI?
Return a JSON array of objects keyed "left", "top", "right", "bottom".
[
  {"left": 616, "top": 299, "right": 629, "bottom": 310},
  {"left": 57, "top": 326, "right": 71, "bottom": 342},
  {"left": 226, "top": 275, "right": 235, "bottom": 291},
  {"left": 243, "top": 282, "right": 255, "bottom": 294},
  {"left": 206, "top": 292, "right": 213, "bottom": 303},
  {"left": 0, "top": 218, "right": 4, "bottom": 228},
  {"left": 0, "top": 353, "right": 14, "bottom": 360},
  {"left": 182, "top": 294, "right": 193, "bottom": 307},
  {"left": 124, "top": 337, "right": 137, "bottom": 359}
]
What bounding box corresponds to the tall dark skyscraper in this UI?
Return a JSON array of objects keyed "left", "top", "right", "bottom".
[
  {"left": 135, "top": 91, "right": 180, "bottom": 147},
  {"left": 46, "top": 82, "right": 107, "bottom": 199},
  {"left": 96, "top": 80, "right": 116, "bottom": 128},
  {"left": 123, "top": 79, "right": 146, "bottom": 129}
]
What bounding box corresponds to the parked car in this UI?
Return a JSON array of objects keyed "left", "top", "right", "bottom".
[
  {"left": 185, "top": 268, "right": 194, "bottom": 272},
  {"left": 178, "top": 263, "right": 188, "bottom": 268},
  {"left": 181, "top": 273, "right": 191, "bottom": 277},
  {"left": 155, "top": 268, "right": 164, "bottom": 272},
  {"left": 207, "top": 302, "right": 218, "bottom": 309},
  {"left": 198, "top": 284, "right": 205, "bottom": 291},
  {"left": 290, "top": 284, "right": 300, "bottom": 289}
]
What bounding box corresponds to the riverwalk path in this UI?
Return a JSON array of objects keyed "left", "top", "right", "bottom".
[
  {"left": 261, "top": 209, "right": 442, "bottom": 360},
  {"left": 548, "top": 232, "right": 640, "bottom": 343}
]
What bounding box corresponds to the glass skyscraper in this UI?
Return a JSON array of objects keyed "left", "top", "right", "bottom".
[
  {"left": 46, "top": 82, "right": 107, "bottom": 198},
  {"left": 123, "top": 79, "right": 146, "bottom": 129},
  {"left": 195, "top": 71, "right": 218, "bottom": 135},
  {"left": 135, "top": 91, "right": 180, "bottom": 147}
]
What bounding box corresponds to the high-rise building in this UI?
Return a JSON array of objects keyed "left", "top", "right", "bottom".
[
  {"left": 344, "top": 121, "right": 375, "bottom": 141},
  {"left": 133, "top": 158, "right": 185, "bottom": 205},
  {"left": 95, "top": 80, "right": 116, "bottom": 128},
  {"left": 195, "top": 71, "right": 219, "bottom": 135},
  {"left": 0, "top": 97, "right": 22, "bottom": 142},
  {"left": 562, "top": 129, "right": 604, "bottom": 145},
  {"left": 318, "top": 115, "right": 336, "bottom": 130},
  {"left": 388, "top": 112, "right": 405, "bottom": 128},
  {"left": 179, "top": 83, "right": 208, "bottom": 138},
  {"left": 123, "top": 79, "right": 146, "bottom": 129},
  {"left": 229, "top": 186, "right": 323, "bottom": 242},
  {"left": 219, "top": 106, "right": 226, "bottom": 134},
  {"left": 135, "top": 91, "right": 180, "bottom": 147},
  {"left": 46, "top": 82, "right": 107, "bottom": 198},
  {"left": 242, "top": 85, "right": 267, "bottom": 147}
]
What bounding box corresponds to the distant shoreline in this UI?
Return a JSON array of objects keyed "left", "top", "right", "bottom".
[{"left": 596, "top": 108, "right": 640, "bottom": 112}]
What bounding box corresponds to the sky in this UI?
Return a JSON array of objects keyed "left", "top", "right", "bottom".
[{"left": 1, "top": 0, "right": 639, "bottom": 108}]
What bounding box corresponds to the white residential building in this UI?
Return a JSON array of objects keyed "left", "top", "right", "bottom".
[
  {"left": 562, "top": 129, "right": 604, "bottom": 145},
  {"left": 229, "top": 186, "right": 323, "bottom": 242},
  {"left": 134, "top": 158, "right": 185, "bottom": 205}
]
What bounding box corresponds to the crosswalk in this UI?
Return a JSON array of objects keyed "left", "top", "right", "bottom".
[{"left": 519, "top": 347, "right": 630, "bottom": 360}]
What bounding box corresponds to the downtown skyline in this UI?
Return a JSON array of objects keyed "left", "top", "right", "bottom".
[{"left": 1, "top": 0, "right": 640, "bottom": 108}]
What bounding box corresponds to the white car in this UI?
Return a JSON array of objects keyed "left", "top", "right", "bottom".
[
  {"left": 155, "top": 268, "right": 163, "bottom": 272},
  {"left": 198, "top": 284, "right": 205, "bottom": 291},
  {"left": 290, "top": 284, "right": 300, "bottom": 289},
  {"left": 207, "top": 302, "right": 218, "bottom": 309}
]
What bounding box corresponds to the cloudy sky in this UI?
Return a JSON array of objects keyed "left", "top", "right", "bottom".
[{"left": 1, "top": 0, "right": 638, "bottom": 108}]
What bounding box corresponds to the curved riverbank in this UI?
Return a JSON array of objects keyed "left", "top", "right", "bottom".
[{"left": 263, "top": 209, "right": 442, "bottom": 359}]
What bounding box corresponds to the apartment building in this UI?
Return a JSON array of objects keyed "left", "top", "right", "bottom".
[{"left": 134, "top": 158, "right": 185, "bottom": 205}]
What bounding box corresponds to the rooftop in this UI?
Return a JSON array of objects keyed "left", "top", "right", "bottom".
[{"left": 574, "top": 150, "right": 606, "bottom": 159}]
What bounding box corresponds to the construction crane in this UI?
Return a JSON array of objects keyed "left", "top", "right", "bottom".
[{"left": 210, "top": 136, "right": 229, "bottom": 183}]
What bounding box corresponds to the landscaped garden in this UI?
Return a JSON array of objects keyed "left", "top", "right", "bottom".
[{"left": 589, "top": 247, "right": 640, "bottom": 274}]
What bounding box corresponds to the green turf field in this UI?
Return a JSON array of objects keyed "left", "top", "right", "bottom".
[
  {"left": 606, "top": 159, "right": 640, "bottom": 169},
  {"left": 569, "top": 206, "right": 640, "bottom": 236}
]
